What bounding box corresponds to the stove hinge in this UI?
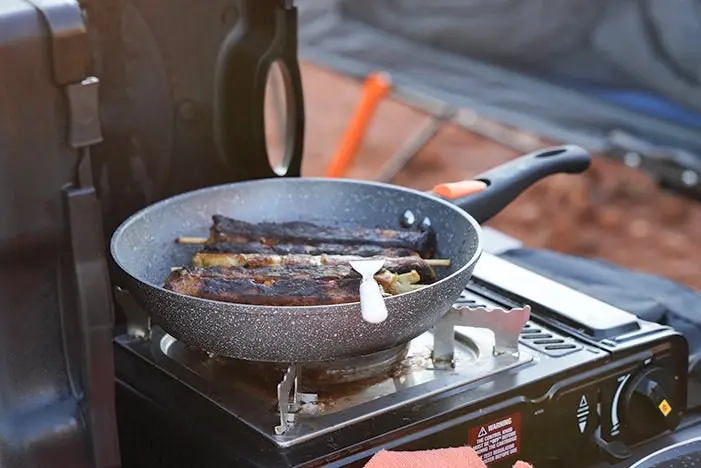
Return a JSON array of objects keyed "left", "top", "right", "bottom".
[{"left": 26, "top": 1, "right": 121, "bottom": 467}]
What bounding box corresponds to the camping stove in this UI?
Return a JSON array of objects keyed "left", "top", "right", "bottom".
[{"left": 113, "top": 253, "right": 689, "bottom": 468}]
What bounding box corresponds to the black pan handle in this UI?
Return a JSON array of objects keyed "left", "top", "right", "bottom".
[
  {"left": 214, "top": 1, "right": 304, "bottom": 181},
  {"left": 272, "top": 5, "right": 305, "bottom": 178},
  {"left": 432, "top": 145, "right": 591, "bottom": 224}
]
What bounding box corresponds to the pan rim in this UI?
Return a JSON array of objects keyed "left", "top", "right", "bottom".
[{"left": 110, "top": 177, "right": 483, "bottom": 314}]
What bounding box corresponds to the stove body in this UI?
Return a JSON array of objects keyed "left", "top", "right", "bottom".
[{"left": 114, "top": 253, "right": 688, "bottom": 468}]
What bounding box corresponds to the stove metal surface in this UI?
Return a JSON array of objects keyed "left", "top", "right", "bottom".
[{"left": 116, "top": 314, "right": 533, "bottom": 448}]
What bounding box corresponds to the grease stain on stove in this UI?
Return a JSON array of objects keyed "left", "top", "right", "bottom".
[{"left": 156, "top": 324, "right": 497, "bottom": 417}]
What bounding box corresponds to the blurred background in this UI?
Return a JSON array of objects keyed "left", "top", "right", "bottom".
[{"left": 264, "top": 0, "right": 701, "bottom": 289}]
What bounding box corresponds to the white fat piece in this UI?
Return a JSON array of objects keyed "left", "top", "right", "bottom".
[{"left": 349, "top": 259, "right": 389, "bottom": 324}]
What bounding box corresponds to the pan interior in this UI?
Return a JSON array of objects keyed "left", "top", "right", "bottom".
[{"left": 110, "top": 178, "right": 481, "bottom": 293}]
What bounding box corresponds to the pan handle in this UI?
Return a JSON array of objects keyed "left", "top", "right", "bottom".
[
  {"left": 432, "top": 145, "right": 591, "bottom": 224},
  {"left": 266, "top": 4, "right": 305, "bottom": 177},
  {"left": 214, "top": 1, "right": 304, "bottom": 180}
]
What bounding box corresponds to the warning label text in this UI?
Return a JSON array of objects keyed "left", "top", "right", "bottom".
[{"left": 467, "top": 412, "right": 522, "bottom": 465}]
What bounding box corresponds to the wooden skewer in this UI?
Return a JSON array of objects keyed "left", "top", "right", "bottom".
[
  {"left": 175, "top": 237, "right": 451, "bottom": 267},
  {"left": 177, "top": 236, "right": 208, "bottom": 244}
]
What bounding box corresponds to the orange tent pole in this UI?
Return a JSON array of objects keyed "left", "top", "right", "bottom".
[{"left": 325, "top": 72, "right": 393, "bottom": 178}]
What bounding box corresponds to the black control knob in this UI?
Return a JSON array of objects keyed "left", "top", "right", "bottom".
[{"left": 621, "top": 366, "right": 682, "bottom": 439}]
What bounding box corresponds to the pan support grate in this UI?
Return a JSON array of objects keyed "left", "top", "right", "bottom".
[
  {"left": 273, "top": 304, "right": 531, "bottom": 435},
  {"left": 113, "top": 285, "right": 532, "bottom": 437}
]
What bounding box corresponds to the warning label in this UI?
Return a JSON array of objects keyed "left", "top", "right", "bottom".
[{"left": 468, "top": 413, "right": 522, "bottom": 465}]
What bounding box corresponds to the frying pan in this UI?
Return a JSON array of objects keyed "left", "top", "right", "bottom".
[{"left": 110, "top": 145, "right": 591, "bottom": 362}]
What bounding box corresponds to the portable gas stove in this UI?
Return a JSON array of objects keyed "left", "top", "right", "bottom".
[{"left": 114, "top": 252, "right": 688, "bottom": 468}]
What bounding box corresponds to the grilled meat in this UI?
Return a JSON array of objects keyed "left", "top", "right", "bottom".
[
  {"left": 166, "top": 274, "right": 360, "bottom": 306},
  {"left": 190, "top": 253, "right": 437, "bottom": 283},
  {"left": 166, "top": 265, "right": 422, "bottom": 295},
  {"left": 164, "top": 266, "right": 423, "bottom": 305},
  {"left": 207, "top": 215, "right": 436, "bottom": 258},
  {"left": 168, "top": 216, "right": 444, "bottom": 305},
  {"left": 201, "top": 241, "right": 417, "bottom": 258}
]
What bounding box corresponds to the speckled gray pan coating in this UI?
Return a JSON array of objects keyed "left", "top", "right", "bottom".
[{"left": 110, "top": 178, "right": 482, "bottom": 362}]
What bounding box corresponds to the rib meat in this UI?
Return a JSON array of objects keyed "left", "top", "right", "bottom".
[
  {"left": 166, "top": 264, "right": 423, "bottom": 297},
  {"left": 190, "top": 252, "right": 437, "bottom": 283},
  {"left": 207, "top": 215, "right": 436, "bottom": 258},
  {"left": 165, "top": 272, "right": 362, "bottom": 306},
  {"left": 202, "top": 241, "right": 417, "bottom": 258}
]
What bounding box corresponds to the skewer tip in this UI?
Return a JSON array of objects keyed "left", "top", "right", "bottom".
[
  {"left": 176, "top": 236, "right": 208, "bottom": 245},
  {"left": 425, "top": 259, "right": 451, "bottom": 267}
]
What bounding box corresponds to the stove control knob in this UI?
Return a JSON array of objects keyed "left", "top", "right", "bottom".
[{"left": 621, "top": 366, "right": 681, "bottom": 439}]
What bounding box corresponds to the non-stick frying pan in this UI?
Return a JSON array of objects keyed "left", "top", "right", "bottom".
[{"left": 110, "top": 145, "right": 590, "bottom": 362}]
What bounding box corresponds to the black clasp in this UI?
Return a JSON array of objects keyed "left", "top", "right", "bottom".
[{"left": 214, "top": 0, "right": 305, "bottom": 181}]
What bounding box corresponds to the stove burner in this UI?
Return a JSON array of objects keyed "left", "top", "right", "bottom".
[
  {"left": 226, "top": 342, "right": 411, "bottom": 391},
  {"left": 150, "top": 304, "right": 532, "bottom": 439},
  {"left": 160, "top": 335, "right": 411, "bottom": 391},
  {"left": 295, "top": 344, "right": 411, "bottom": 389}
]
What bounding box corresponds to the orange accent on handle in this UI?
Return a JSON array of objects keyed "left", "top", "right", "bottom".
[
  {"left": 325, "top": 72, "right": 393, "bottom": 178},
  {"left": 432, "top": 180, "right": 488, "bottom": 199}
]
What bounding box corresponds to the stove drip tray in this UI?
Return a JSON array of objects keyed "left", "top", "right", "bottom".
[{"left": 141, "top": 305, "right": 534, "bottom": 447}]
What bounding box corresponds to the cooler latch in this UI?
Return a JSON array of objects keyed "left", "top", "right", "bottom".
[{"left": 26, "top": 0, "right": 103, "bottom": 149}]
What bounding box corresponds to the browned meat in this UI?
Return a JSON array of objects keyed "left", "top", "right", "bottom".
[
  {"left": 165, "top": 264, "right": 424, "bottom": 297},
  {"left": 190, "top": 252, "right": 437, "bottom": 283},
  {"left": 207, "top": 215, "right": 436, "bottom": 258},
  {"left": 165, "top": 270, "right": 362, "bottom": 306},
  {"left": 201, "top": 241, "right": 417, "bottom": 258},
  {"left": 169, "top": 264, "right": 362, "bottom": 281}
]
